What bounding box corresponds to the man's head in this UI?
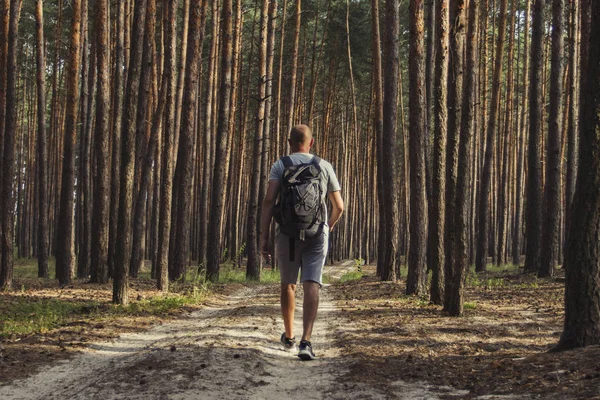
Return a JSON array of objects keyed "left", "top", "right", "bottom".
[{"left": 288, "top": 124, "right": 314, "bottom": 153}]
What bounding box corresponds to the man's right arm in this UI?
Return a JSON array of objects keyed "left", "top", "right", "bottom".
[
  {"left": 327, "top": 191, "right": 344, "bottom": 231},
  {"left": 260, "top": 180, "right": 280, "bottom": 256}
]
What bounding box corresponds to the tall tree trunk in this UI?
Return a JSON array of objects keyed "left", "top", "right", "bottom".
[
  {"left": 496, "top": 0, "right": 517, "bottom": 266},
  {"left": 56, "top": 0, "right": 82, "bottom": 286},
  {"left": 0, "top": 0, "right": 9, "bottom": 278},
  {"left": 35, "top": 0, "right": 49, "bottom": 279},
  {"left": 172, "top": 0, "right": 208, "bottom": 281},
  {"left": 564, "top": 0, "right": 579, "bottom": 264},
  {"left": 429, "top": 0, "right": 448, "bottom": 305},
  {"left": 0, "top": 0, "right": 20, "bottom": 289},
  {"left": 476, "top": 0, "right": 509, "bottom": 273},
  {"left": 287, "top": 0, "right": 301, "bottom": 131},
  {"left": 443, "top": 0, "right": 465, "bottom": 308},
  {"left": 380, "top": 0, "right": 400, "bottom": 282},
  {"left": 206, "top": 0, "right": 234, "bottom": 282},
  {"left": 130, "top": 0, "right": 157, "bottom": 278},
  {"left": 512, "top": 0, "right": 531, "bottom": 266},
  {"left": 157, "top": 0, "right": 179, "bottom": 291},
  {"left": 114, "top": 0, "right": 147, "bottom": 304},
  {"left": 77, "top": 0, "right": 92, "bottom": 279},
  {"left": 556, "top": 0, "right": 600, "bottom": 349},
  {"left": 448, "top": 0, "right": 478, "bottom": 316},
  {"left": 407, "top": 0, "right": 428, "bottom": 295},
  {"left": 108, "top": 0, "right": 126, "bottom": 280},
  {"left": 246, "top": 0, "right": 269, "bottom": 281},
  {"left": 524, "top": 0, "right": 546, "bottom": 273},
  {"left": 198, "top": 0, "right": 219, "bottom": 268},
  {"left": 370, "top": 0, "right": 386, "bottom": 279},
  {"left": 539, "top": 0, "right": 564, "bottom": 277},
  {"left": 90, "top": 0, "right": 112, "bottom": 284}
]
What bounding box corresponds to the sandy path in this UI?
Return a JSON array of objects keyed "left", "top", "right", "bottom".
[{"left": 0, "top": 266, "right": 478, "bottom": 400}]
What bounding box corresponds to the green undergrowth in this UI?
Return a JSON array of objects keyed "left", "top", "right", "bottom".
[
  {"left": 0, "top": 288, "right": 209, "bottom": 339},
  {"left": 339, "top": 270, "right": 364, "bottom": 283}
]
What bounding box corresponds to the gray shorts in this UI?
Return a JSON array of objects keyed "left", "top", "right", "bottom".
[{"left": 276, "top": 228, "right": 329, "bottom": 286}]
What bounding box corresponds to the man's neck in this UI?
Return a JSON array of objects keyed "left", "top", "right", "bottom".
[{"left": 291, "top": 150, "right": 311, "bottom": 154}]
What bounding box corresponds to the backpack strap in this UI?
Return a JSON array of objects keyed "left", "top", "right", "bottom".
[
  {"left": 311, "top": 156, "right": 322, "bottom": 167},
  {"left": 282, "top": 156, "right": 293, "bottom": 168}
]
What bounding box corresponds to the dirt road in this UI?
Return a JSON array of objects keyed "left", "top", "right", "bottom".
[{"left": 0, "top": 264, "right": 480, "bottom": 400}]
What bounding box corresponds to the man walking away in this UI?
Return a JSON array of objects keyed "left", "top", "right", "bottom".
[{"left": 260, "top": 124, "right": 344, "bottom": 360}]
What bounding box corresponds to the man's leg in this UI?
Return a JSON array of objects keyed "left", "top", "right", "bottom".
[
  {"left": 301, "top": 281, "right": 320, "bottom": 341},
  {"left": 281, "top": 283, "right": 296, "bottom": 339}
]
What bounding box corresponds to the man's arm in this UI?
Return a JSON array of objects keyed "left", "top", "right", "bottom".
[
  {"left": 260, "top": 180, "right": 280, "bottom": 255},
  {"left": 327, "top": 191, "right": 344, "bottom": 231}
]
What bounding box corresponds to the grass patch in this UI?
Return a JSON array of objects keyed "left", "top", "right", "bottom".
[
  {"left": 0, "top": 297, "right": 98, "bottom": 338},
  {"left": 463, "top": 301, "right": 477, "bottom": 310},
  {"left": 339, "top": 271, "right": 364, "bottom": 283}
]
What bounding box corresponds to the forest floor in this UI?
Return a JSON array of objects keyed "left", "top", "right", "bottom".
[{"left": 1, "top": 261, "right": 599, "bottom": 399}]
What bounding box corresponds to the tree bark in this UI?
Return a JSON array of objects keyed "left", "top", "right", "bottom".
[
  {"left": 524, "top": 0, "right": 546, "bottom": 274},
  {"left": 35, "top": 0, "right": 49, "bottom": 279},
  {"left": 246, "top": 0, "right": 269, "bottom": 281},
  {"left": 443, "top": 0, "right": 465, "bottom": 308},
  {"left": 206, "top": 0, "right": 234, "bottom": 282},
  {"left": 429, "top": 0, "right": 449, "bottom": 305},
  {"left": 90, "top": 0, "right": 112, "bottom": 283},
  {"left": 477, "top": 0, "right": 509, "bottom": 273},
  {"left": 157, "top": 0, "right": 179, "bottom": 291},
  {"left": 380, "top": 0, "right": 400, "bottom": 282},
  {"left": 556, "top": 0, "right": 600, "bottom": 349},
  {"left": 172, "top": 0, "right": 208, "bottom": 281},
  {"left": 0, "top": 0, "right": 20, "bottom": 289},
  {"left": 407, "top": 0, "right": 428, "bottom": 295},
  {"left": 539, "top": 0, "right": 565, "bottom": 277},
  {"left": 448, "top": 0, "right": 478, "bottom": 316},
  {"left": 114, "top": 0, "right": 148, "bottom": 304},
  {"left": 108, "top": 0, "right": 126, "bottom": 280},
  {"left": 56, "top": 0, "right": 82, "bottom": 286}
]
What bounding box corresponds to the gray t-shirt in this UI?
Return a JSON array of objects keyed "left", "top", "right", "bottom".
[
  {"left": 269, "top": 152, "right": 341, "bottom": 194},
  {"left": 269, "top": 153, "right": 341, "bottom": 228}
]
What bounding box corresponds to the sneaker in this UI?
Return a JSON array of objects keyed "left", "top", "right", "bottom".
[
  {"left": 297, "top": 340, "right": 316, "bottom": 360},
  {"left": 280, "top": 333, "right": 296, "bottom": 350}
]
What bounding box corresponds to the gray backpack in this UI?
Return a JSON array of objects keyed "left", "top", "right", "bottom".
[{"left": 274, "top": 156, "right": 325, "bottom": 259}]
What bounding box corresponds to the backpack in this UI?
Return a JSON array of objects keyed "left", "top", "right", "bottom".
[{"left": 274, "top": 155, "right": 325, "bottom": 245}]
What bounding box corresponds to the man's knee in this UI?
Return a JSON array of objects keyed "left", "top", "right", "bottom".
[{"left": 281, "top": 283, "right": 296, "bottom": 295}]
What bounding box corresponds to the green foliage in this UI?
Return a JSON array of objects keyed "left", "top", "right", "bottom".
[
  {"left": 0, "top": 297, "right": 99, "bottom": 338},
  {"left": 463, "top": 302, "right": 478, "bottom": 310},
  {"left": 339, "top": 270, "right": 363, "bottom": 283}
]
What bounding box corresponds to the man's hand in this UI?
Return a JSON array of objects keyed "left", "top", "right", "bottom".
[{"left": 260, "top": 236, "right": 271, "bottom": 257}]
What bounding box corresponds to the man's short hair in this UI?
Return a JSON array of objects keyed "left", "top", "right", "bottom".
[{"left": 289, "top": 125, "right": 313, "bottom": 146}]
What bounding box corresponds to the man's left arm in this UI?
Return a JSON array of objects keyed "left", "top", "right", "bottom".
[{"left": 260, "top": 180, "right": 280, "bottom": 256}]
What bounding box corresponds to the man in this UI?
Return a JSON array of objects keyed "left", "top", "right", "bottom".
[{"left": 260, "top": 124, "right": 344, "bottom": 361}]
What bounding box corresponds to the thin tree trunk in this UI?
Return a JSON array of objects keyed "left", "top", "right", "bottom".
[
  {"left": 35, "top": 0, "right": 49, "bottom": 279},
  {"left": 172, "top": 0, "right": 208, "bottom": 281},
  {"left": 157, "top": 0, "right": 179, "bottom": 291},
  {"left": 443, "top": 0, "right": 465, "bottom": 308},
  {"left": 114, "top": 0, "right": 148, "bottom": 304},
  {"left": 108, "top": 0, "right": 126, "bottom": 280},
  {"left": 246, "top": 0, "right": 269, "bottom": 280},
  {"left": 540, "top": 0, "right": 564, "bottom": 277},
  {"left": 524, "top": 0, "right": 546, "bottom": 274},
  {"left": 448, "top": 0, "right": 478, "bottom": 317},
  {"left": 429, "top": 0, "right": 448, "bottom": 305},
  {"left": 477, "top": 0, "right": 509, "bottom": 273},
  {"left": 380, "top": 0, "right": 400, "bottom": 282},
  {"left": 206, "top": 0, "right": 233, "bottom": 282},
  {"left": 56, "top": 0, "right": 82, "bottom": 286},
  {"left": 407, "top": 0, "right": 428, "bottom": 295}
]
